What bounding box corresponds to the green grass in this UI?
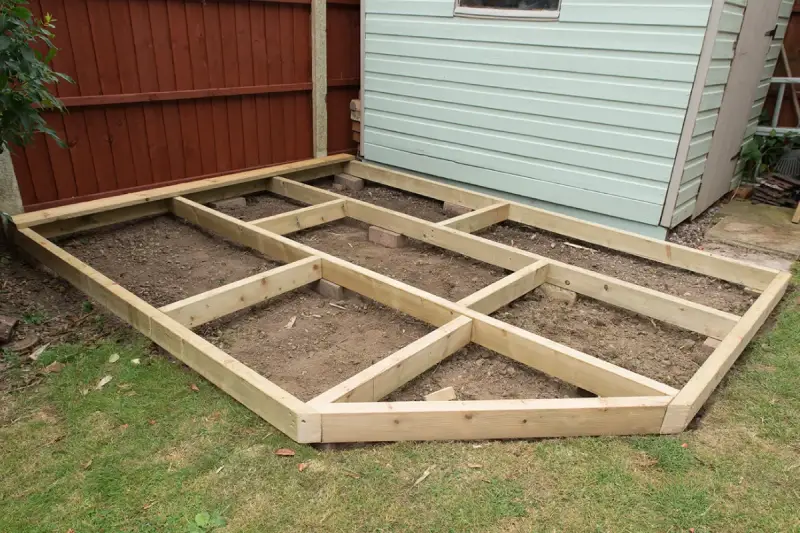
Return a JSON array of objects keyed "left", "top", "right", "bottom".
[{"left": 2, "top": 281, "right": 800, "bottom": 533}]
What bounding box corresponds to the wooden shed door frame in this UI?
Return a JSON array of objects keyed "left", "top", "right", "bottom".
[{"left": 693, "top": 0, "right": 783, "bottom": 216}]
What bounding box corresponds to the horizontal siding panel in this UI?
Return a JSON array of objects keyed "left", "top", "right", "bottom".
[
  {"left": 366, "top": 111, "right": 673, "bottom": 185},
  {"left": 699, "top": 86, "right": 724, "bottom": 111},
  {"left": 365, "top": 35, "right": 699, "bottom": 82},
  {"left": 367, "top": 0, "right": 452, "bottom": 17},
  {"left": 682, "top": 156, "right": 707, "bottom": 183},
  {"left": 712, "top": 35, "right": 737, "bottom": 60},
  {"left": 687, "top": 133, "right": 713, "bottom": 160},
  {"left": 671, "top": 198, "right": 696, "bottom": 226},
  {"left": 366, "top": 143, "right": 664, "bottom": 224},
  {"left": 718, "top": 6, "right": 744, "bottom": 33},
  {"left": 560, "top": 4, "right": 711, "bottom": 27},
  {"left": 693, "top": 110, "right": 719, "bottom": 135},
  {"left": 367, "top": 93, "right": 678, "bottom": 158},
  {"left": 676, "top": 176, "right": 702, "bottom": 205},
  {"left": 706, "top": 60, "right": 732, "bottom": 85},
  {"left": 365, "top": 128, "right": 667, "bottom": 204},
  {"left": 366, "top": 56, "right": 692, "bottom": 109},
  {"left": 366, "top": 15, "right": 707, "bottom": 54},
  {"left": 366, "top": 74, "right": 686, "bottom": 134},
  {"left": 750, "top": 98, "right": 766, "bottom": 121}
]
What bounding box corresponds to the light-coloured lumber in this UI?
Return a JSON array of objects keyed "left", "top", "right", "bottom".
[
  {"left": 316, "top": 396, "right": 672, "bottom": 442},
  {"left": 311, "top": 0, "right": 327, "bottom": 157},
  {"left": 471, "top": 313, "right": 679, "bottom": 398},
  {"left": 13, "top": 228, "right": 320, "bottom": 442},
  {"left": 266, "top": 176, "right": 341, "bottom": 205},
  {"left": 309, "top": 316, "right": 473, "bottom": 405},
  {"left": 458, "top": 259, "right": 549, "bottom": 314},
  {"left": 12, "top": 155, "right": 352, "bottom": 232},
  {"left": 661, "top": 271, "right": 791, "bottom": 433},
  {"left": 344, "top": 161, "right": 778, "bottom": 290},
  {"left": 439, "top": 203, "right": 509, "bottom": 233},
  {"left": 169, "top": 197, "right": 310, "bottom": 265},
  {"left": 250, "top": 199, "right": 346, "bottom": 235},
  {"left": 546, "top": 263, "right": 739, "bottom": 340},
  {"left": 171, "top": 198, "right": 671, "bottom": 397},
  {"left": 272, "top": 179, "right": 739, "bottom": 338},
  {"left": 160, "top": 257, "right": 322, "bottom": 327}
]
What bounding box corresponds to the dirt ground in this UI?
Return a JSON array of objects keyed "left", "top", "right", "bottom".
[
  {"left": 58, "top": 216, "right": 278, "bottom": 308},
  {"left": 211, "top": 192, "right": 306, "bottom": 221},
  {"left": 319, "top": 181, "right": 450, "bottom": 222}
]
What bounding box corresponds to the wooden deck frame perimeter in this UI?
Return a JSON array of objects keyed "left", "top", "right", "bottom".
[{"left": 10, "top": 155, "right": 791, "bottom": 442}]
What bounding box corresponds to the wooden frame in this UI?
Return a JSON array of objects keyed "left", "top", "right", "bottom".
[{"left": 11, "top": 155, "right": 790, "bottom": 442}]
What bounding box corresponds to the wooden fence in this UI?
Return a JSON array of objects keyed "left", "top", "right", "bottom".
[{"left": 11, "top": 0, "right": 359, "bottom": 211}]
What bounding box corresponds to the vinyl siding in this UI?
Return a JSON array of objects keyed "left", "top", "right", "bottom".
[
  {"left": 669, "top": 0, "right": 745, "bottom": 227},
  {"left": 362, "top": 0, "right": 713, "bottom": 229}
]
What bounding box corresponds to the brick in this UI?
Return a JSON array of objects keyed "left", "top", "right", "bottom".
[
  {"left": 534, "top": 283, "right": 577, "bottom": 304},
  {"left": 315, "top": 279, "right": 344, "bottom": 300},
  {"left": 443, "top": 201, "right": 472, "bottom": 217},
  {"left": 369, "top": 226, "right": 406, "bottom": 248},
  {"left": 209, "top": 197, "right": 246, "bottom": 210},
  {"left": 425, "top": 386, "right": 456, "bottom": 401},
  {"left": 334, "top": 173, "right": 364, "bottom": 191}
]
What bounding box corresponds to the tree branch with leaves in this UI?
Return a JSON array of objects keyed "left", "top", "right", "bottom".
[{"left": 0, "top": 0, "right": 71, "bottom": 154}]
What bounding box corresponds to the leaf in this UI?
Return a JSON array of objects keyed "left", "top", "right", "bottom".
[
  {"left": 413, "top": 465, "right": 435, "bottom": 487},
  {"left": 285, "top": 315, "right": 297, "bottom": 329},
  {"left": 190, "top": 383, "right": 200, "bottom": 392},
  {"left": 44, "top": 361, "right": 64, "bottom": 374},
  {"left": 298, "top": 462, "right": 308, "bottom": 472},
  {"left": 194, "top": 512, "right": 210, "bottom": 527},
  {"left": 81, "top": 458, "right": 93, "bottom": 470},
  {"left": 274, "top": 448, "right": 296, "bottom": 456},
  {"left": 209, "top": 514, "right": 227, "bottom": 528},
  {"left": 467, "top": 463, "right": 482, "bottom": 469},
  {"left": 130, "top": 358, "right": 141, "bottom": 366},
  {"left": 108, "top": 353, "right": 119, "bottom": 363},
  {"left": 95, "top": 375, "right": 112, "bottom": 390}
]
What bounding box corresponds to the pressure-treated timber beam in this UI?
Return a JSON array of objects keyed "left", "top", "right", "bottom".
[
  {"left": 250, "top": 199, "right": 346, "bottom": 235},
  {"left": 309, "top": 260, "right": 551, "bottom": 405},
  {"left": 270, "top": 178, "right": 740, "bottom": 339},
  {"left": 13, "top": 228, "right": 321, "bottom": 442},
  {"left": 309, "top": 316, "right": 474, "bottom": 405},
  {"left": 660, "top": 271, "right": 791, "bottom": 433},
  {"left": 439, "top": 203, "right": 510, "bottom": 233},
  {"left": 13, "top": 155, "right": 352, "bottom": 238},
  {"left": 166, "top": 200, "right": 674, "bottom": 398},
  {"left": 315, "top": 396, "right": 672, "bottom": 442},
  {"left": 160, "top": 257, "right": 322, "bottom": 328},
  {"left": 344, "top": 161, "right": 778, "bottom": 291}
]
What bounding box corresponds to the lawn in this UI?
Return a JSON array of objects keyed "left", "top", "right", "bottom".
[{"left": 1, "top": 277, "right": 799, "bottom": 532}]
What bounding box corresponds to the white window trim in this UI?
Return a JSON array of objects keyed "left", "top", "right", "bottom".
[{"left": 453, "top": 1, "right": 560, "bottom": 20}]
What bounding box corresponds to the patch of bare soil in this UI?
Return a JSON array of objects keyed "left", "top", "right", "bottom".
[
  {"left": 496, "top": 291, "right": 706, "bottom": 388},
  {"left": 387, "top": 344, "right": 575, "bottom": 401},
  {"left": 480, "top": 222, "right": 755, "bottom": 314},
  {"left": 211, "top": 192, "right": 306, "bottom": 221},
  {"left": 199, "top": 288, "right": 432, "bottom": 401},
  {"left": 318, "top": 181, "right": 450, "bottom": 222},
  {"left": 0, "top": 239, "right": 123, "bottom": 392},
  {"left": 294, "top": 219, "right": 507, "bottom": 301},
  {"left": 59, "top": 216, "right": 278, "bottom": 307}
]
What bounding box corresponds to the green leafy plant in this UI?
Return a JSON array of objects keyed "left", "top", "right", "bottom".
[
  {"left": 739, "top": 131, "right": 800, "bottom": 183},
  {"left": 0, "top": 0, "right": 71, "bottom": 152},
  {"left": 187, "top": 511, "right": 227, "bottom": 533},
  {"left": 21, "top": 309, "right": 46, "bottom": 324}
]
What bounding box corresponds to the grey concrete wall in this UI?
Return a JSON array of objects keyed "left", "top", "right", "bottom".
[{"left": 0, "top": 147, "right": 23, "bottom": 216}]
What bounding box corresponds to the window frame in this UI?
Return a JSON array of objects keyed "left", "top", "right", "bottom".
[{"left": 453, "top": 0, "right": 560, "bottom": 20}]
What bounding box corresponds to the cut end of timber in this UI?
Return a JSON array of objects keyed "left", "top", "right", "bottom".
[
  {"left": 425, "top": 386, "right": 456, "bottom": 401},
  {"left": 443, "top": 201, "right": 472, "bottom": 217},
  {"left": 334, "top": 174, "right": 365, "bottom": 192},
  {"left": 369, "top": 226, "right": 406, "bottom": 248}
]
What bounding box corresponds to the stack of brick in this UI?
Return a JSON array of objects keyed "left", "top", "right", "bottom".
[{"left": 351, "top": 99, "right": 361, "bottom": 154}]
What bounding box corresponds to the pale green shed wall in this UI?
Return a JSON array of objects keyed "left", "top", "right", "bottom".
[{"left": 362, "top": 0, "right": 714, "bottom": 234}]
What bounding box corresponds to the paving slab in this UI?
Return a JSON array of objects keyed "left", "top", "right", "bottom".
[{"left": 705, "top": 200, "right": 800, "bottom": 261}]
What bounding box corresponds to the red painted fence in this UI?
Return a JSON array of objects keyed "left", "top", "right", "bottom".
[{"left": 11, "top": 0, "right": 359, "bottom": 211}]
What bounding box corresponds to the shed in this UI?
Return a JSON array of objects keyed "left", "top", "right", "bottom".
[{"left": 358, "top": 0, "right": 794, "bottom": 238}]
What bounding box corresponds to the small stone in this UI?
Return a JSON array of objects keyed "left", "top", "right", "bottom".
[
  {"left": 679, "top": 340, "right": 696, "bottom": 351},
  {"left": 425, "top": 386, "right": 456, "bottom": 401}
]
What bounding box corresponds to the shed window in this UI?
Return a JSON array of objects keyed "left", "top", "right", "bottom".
[{"left": 455, "top": 0, "right": 560, "bottom": 19}]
